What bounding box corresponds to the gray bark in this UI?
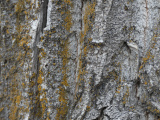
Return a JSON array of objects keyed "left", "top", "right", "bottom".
[{"left": 1, "top": 0, "right": 160, "bottom": 120}]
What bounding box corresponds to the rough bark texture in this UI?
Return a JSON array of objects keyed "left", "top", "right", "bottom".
[{"left": 1, "top": 0, "right": 160, "bottom": 120}]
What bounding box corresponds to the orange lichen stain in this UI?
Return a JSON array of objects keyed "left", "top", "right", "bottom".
[
  {"left": 9, "top": 92, "right": 22, "bottom": 120},
  {"left": 34, "top": 68, "right": 49, "bottom": 118},
  {"left": 40, "top": 92, "right": 48, "bottom": 117},
  {"left": 16, "top": 95, "right": 21, "bottom": 104},
  {"left": 60, "top": 0, "right": 72, "bottom": 32},
  {"left": 80, "top": 1, "right": 96, "bottom": 66},
  {"left": 116, "top": 85, "right": 121, "bottom": 94},
  {"left": 142, "top": 51, "right": 152, "bottom": 64},
  {"left": 56, "top": 86, "right": 68, "bottom": 120},
  {"left": 75, "top": 1, "right": 96, "bottom": 98},
  {"left": 64, "top": 0, "right": 71, "bottom": 5},
  {"left": 37, "top": 70, "right": 44, "bottom": 84},
  {"left": 31, "top": 72, "right": 36, "bottom": 79},
  {"left": 41, "top": 51, "right": 47, "bottom": 57},
  {"left": 9, "top": 105, "right": 18, "bottom": 120},
  {"left": 139, "top": 65, "right": 143, "bottom": 70},
  {"left": 56, "top": 0, "right": 73, "bottom": 117},
  {"left": 5, "top": 72, "right": 9, "bottom": 80},
  {"left": 156, "top": 109, "right": 160, "bottom": 113},
  {"left": 0, "top": 107, "right": 4, "bottom": 112},
  {"left": 6, "top": 29, "right": 9, "bottom": 34},
  {"left": 19, "top": 37, "right": 29, "bottom": 47},
  {"left": 86, "top": 106, "right": 90, "bottom": 111},
  {"left": 84, "top": 46, "right": 88, "bottom": 56},
  {"left": 61, "top": 74, "right": 69, "bottom": 86},
  {"left": 140, "top": 51, "right": 154, "bottom": 70},
  {"left": 144, "top": 81, "right": 147, "bottom": 85},
  {"left": 151, "top": 34, "right": 157, "bottom": 48},
  {"left": 116, "top": 91, "right": 120, "bottom": 94},
  {"left": 10, "top": 66, "right": 16, "bottom": 73},
  {"left": 24, "top": 10, "right": 28, "bottom": 15},
  {"left": 15, "top": 0, "right": 25, "bottom": 13},
  {"left": 41, "top": 36, "right": 44, "bottom": 40},
  {"left": 17, "top": 52, "right": 22, "bottom": 61},
  {"left": 83, "top": 1, "right": 96, "bottom": 36},
  {"left": 56, "top": 39, "right": 70, "bottom": 119},
  {"left": 14, "top": 0, "right": 33, "bottom": 47},
  {"left": 46, "top": 112, "right": 51, "bottom": 120},
  {"left": 64, "top": 10, "right": 72, "bottom": 32},
  {"left": 22, "top": 82, "right": 25, "bottom": 87},
  {"left": 7, "top": 0, "right": 33, "bottom": 118},
  {"left": 140, "top": 33, "right": 157, "bottom": 70},
  {"left": 122, "top": 86, "right": 129, "bottom": 105}
]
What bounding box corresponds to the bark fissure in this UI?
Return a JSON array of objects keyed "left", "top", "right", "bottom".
[
  {"left": 1, "top": 0, "right": 160, "bottom": 119},
  {"left": 29, "top": 0, "right": 49, "bottom": 119},
  {"left": 94, "top": 107, "right": 107, "bottom": 120},
  {"left": 74, "top": 0, "right": 84, "bottom": 98}
]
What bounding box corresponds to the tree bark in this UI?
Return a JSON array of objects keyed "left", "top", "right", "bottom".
[{"left": 1, "top": 0, "right": 160, "bottom": 120}]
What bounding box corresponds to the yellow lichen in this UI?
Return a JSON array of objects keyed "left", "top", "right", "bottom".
[
  {"left": 64, "top": 10, "right": 72, "bottom": 32},
  {"left": 56, "top": 0, "right": 73, "bottom": 118},
  {"left": 16, "top": 95, "right": 21, "bottom": 104},
  {"left": 56, "top": 39, "right": 70, "bottom": 119},
  {"left": 7, "top": 1, "right": 33, "bottom": 119},
  {"left": 6, "top": 29, "right": 9, "bottom": 34},
  {"left": 75, "top": 1, "right": 96, "bottom": 98},
  {"left": 41, "top": 51, "right": 47, "bottom": 57},
  {"left": 122, "top": 86, "right": 129, "bottom": 105},
  {"left": 83, "top": 1, "right": 96, "bottom": 36},
  {"left": 86, "top": 106, "right": 90, "bottom": 111},
  {"left": 144, "top": 81, "right": 147, "bottom": 85},
  {"left": 37, "top": 70, "right": 43, "bottom": 84},
  {"left": 56, "top": 86, "right": 68, "bottom": 120},
  {"left": 0, "top": 107, "right": 4, "bottom": 112}
]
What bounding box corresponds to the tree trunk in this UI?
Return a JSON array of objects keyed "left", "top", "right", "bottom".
[{"left": 1, "top": 0, "right": 160, "bottom": 120}]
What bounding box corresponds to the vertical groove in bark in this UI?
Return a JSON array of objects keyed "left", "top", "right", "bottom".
[
  {"left": 29, "top": 0, "right": 49, "bottom": 119},
  {"left": 75, "top": 0, "right": 84, "bottom": 99}
]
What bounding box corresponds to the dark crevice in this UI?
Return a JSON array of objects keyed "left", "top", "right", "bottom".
[
  {"left": 29, "top": 0, "right": 49, "bottom": 119},
  {"left": 93, "top": 74, "right": 109, "bottom": 96},
  {"left": 145, "top": 111, "right": 149, "bottom": 120},
  {"left": 72, "top": 90, "right": 83, "bottom": 110},
  {"left": 123, "top": 41, "right": 131, "bottom": 53},
  {"left": 81, "top": 0, "right": 84, "bottom": 30},
  {"left": 90, "top": 73, "right": 107, "bottom": 108},
  {"left": 94, "top": 107, "right": 107, "bottom": 120},
  {"left": 4, "top": 59, "right": 7, "bottom": 64},
  {"left": 41, "top": 0, "right": 49, "bottom": 32},
  {"left": 136, "top": 77, "right": 141, "bottom": 87},
  {"left": 135, "top": 77, "right": 140, "bottom": 101}
]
